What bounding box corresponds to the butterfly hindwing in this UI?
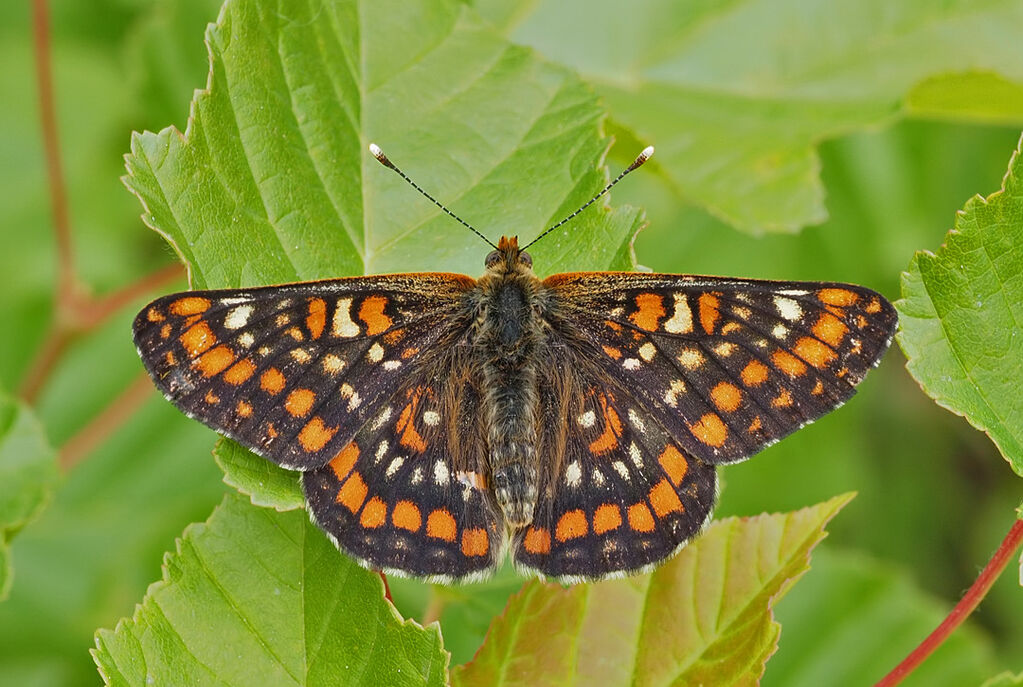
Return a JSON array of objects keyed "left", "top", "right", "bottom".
[
  {"left": 513, "top": 365, "right": 717, "bottom": 580},
  {"left": 302, "top": 373, "right": 504, "bottom": 581},
  {"left": 543, "top": 273, "right": 898, "bottom": 465},
  {"left": 133, "top": 274, "right": 475, "bottom": 470}
]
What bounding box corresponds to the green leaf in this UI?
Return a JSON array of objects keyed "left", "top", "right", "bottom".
[
  {"left": 897, "top": 134, "right": 1023, "bottom": 476},
  {"left": 124, "top": 0, "right": 645, "bottom": 502},
  {"left": 213, "top": 437, "right": 303, "bottom": 511},
  {"left": 764, "top": 551, "right": 995, "bottom": 687},
  {"left": 475, "top": 0, "right": 1023, "bottom": 234},
  {"left": 0, "top": 391, "right": 59, "bottom": 601},
  {"left": 452, "top": 494, "right": 853, "bottom": 687},
  {"left": 92, "top": 492, "right": 448, "bottom": 686},
  {"left": 982, "top": 671, "right": 1023, "bottom": 687}
]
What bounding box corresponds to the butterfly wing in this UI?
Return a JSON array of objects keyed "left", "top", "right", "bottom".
[
  {"left": 302, "top": 372, "right": 505, "bottom": 581},
  {"left": 541, "top": 272, "right": 898, "bottom": 465},
  {"left": 512, "top": 355, "right": 717, "bottom": 580},
  {"left": 133, "top": 274, "right": 476, "bottom": 470}
]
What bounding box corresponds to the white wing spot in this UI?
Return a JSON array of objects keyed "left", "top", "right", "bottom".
[
  {"left": 613, "top": 461, "right": 630, "bottom": 481},
  {"left": 628, "top": 408, "right": 646, "bottom": 432},
  {"left": 678, "top": 348, "right": 704, "bottom": 370},
  {"left": 638, "top": 342, "right": 657, "bottom": 362},
  {"left": 623, "top": 358, "right": 642, "bottom": 370},
  {"left": 411, "top": 466, "right": 424, "bottom": 485},
  {"left": 713, "top": 342, "right": 736, "bottom": 357},
  {"left": 629, "top": 442, "right": 643, "bottom": 468},
  {"left": 323, "top": 354, "right": 345, "bottom": 374},
  {"left": 592, "top": 469, "right": 605, "bottom": 486},
  {"left": 774, "top": 296, "right": 802, "bottom": 321},
  {"left": 382, "top": 360, "right": 401, "bottom": 371},
  {"left": 224, "top": 304, "right": 253, "bottom": 330},
  {"left": 779, "top": 289, "right": 809, "bottom": 296},
  {"left": 664, "top": 379, "right": 686, "bottom": 407},
  {"left": 275, "top": 313, "right": 290, "bottom": 328},
  {"left": 578, "top": 410, "right": 596, "bottom": 427},
  {"left": 367, "top": 343, "right": 384, "bottom": 362},
  {"left": 238, "top": 332, "right": 255, "bottom": 348},
  {"left": 732, "top": 305, "right": 752, "bottom": 320},
  {"left": 664, "top": 293, "right": 693, "bottom": 333},
  {"left": 332, "top": 298, "right": 360, "bottom": 337},
  {"left": 371, "top": 406, "right": 392, "bottom": 430},
  {"left": 565, "top": 461, "right": 582, "bottom": 487},
  {"left": 434, "top": 460, "right": 449, "bottom": 484},
  {"left": 290, "top": 348, "right": 311, "bottom": 363},
  {"left": 423, "top": 410, "right": 440, "bottom": 426},
  {"left": 772, "top": 323, "right": 789, "bottom": 339},
  {"left": 386, "top": 456, "right": 404, "bottom": 478},
  {"left": 375, "top": 440, "right": 389, "bottom": 463}
]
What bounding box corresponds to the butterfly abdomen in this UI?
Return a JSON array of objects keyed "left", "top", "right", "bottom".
[{"left": 476, "top": 275, "right": 544, "bottom": 528}]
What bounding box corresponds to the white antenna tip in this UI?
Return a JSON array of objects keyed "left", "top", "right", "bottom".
[
  {"left": 640, "top": 145, "right": 654, "bottom": 161},
  {"left": 369, "top": 143, "right": 382, "bottom": 157}
]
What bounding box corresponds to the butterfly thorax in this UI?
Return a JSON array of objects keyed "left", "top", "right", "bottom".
[{"left": 473, "top": 236, "right": 543, "bottom": 528}]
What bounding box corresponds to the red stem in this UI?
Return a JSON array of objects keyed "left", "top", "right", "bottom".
[
  {"left": 875, "top": 518, "right": 1023, "bottom": 686},
  {"left": 379, "top": 571, "right": 393, "bottom": 603}
]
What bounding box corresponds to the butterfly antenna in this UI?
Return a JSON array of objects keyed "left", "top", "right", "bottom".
[
  {"left": 521, "top": 146, "right": 654, "bottom": 251},
  {"left": 369, "top": 143, "right": 498, "bottom": 249}
]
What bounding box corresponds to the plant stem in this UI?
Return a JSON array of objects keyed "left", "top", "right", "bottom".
[{"left": 875, "top": 518, "right": 1023, "bottom": 686}]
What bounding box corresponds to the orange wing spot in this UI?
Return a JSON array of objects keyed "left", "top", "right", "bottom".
[
  {"left": 721, "top": 321, "right": 742, "bottom": 335},
  {"left": 384, "top": 328, "right": 406, "bottom": 345},
  {"left": 740, "top": 360, "right": 770, "bottom": 387},
  {"left": 392, "top": 501, "right": 422, "bottom": 532},
  {"left": 204, "top": 390, "right": 220, "bottom": 404},
  {"left": 223, "top": 358, "right": 256, "bottom": 385},
  {"left": 555, "top": 509, "right": 588, "bottom": 542},
  {"left": 358, "top": 295, "right": 392, "bottom": 336},
  {"left": 812, "top": 312, "right": 848, "bottom": 347},
  {"left": 461, "top": 528, "right": 489, "bottom": 557},
  {"left": 748, "top": 416, "right": 762, "bottom": 433},
  {"left": 306, "top": 298, "right": 326, "bottom": 339},
  {"left": 629, "top": 293, "right": 666, "bottom": 332},
  {"left": 602, "top": 345, "right": 623, "bottom": 360},
  {"left": 426, "top": 509, "right": 457, "bottom": 542},
  {"left": 329, "top": 442, "right": 360, "bottom": 480},
  {"left": 286, "top": 327, "right": 305, "bottom": 341},
  {"left": 627, "top": 502, "right": 655, "bottom": 532},
  {"left": 698, "top": 293, "right": 721, "bottom": 335},
  {"left": 865, "top": 297, "right": 882, "bottom": 314},
  {"left": 237, "top": 400, "right": 253, "bottom": 418},
  {"left": 336, "top": 471, "right": 368, "bottom": 513},
  {"left": 179, "top": 321, "right": 216, "bottom": 357},
  {"left": 649, "top": 479, "right": 684, "bottom": 517},
  {"left": 298, "top": 416, "right": 337, "bottom": 453},
  {"left": 147, "top": 307, "right": 165, "bottom": 322},
  {"left": 837, "top": 366, "right": 850, "bottom": 379},
  {"left": 401, "top": 346, "right": 419, "bottom": 359},
  {"left": 593, "top": 504, "right": 623, "bottom": 535},
  {"left": 396, "top": 400, "right": 427, "bottom": 453},
  {"left": 690, "top": 412, "right": 728, "bottom": 447},
  {"left": 360, "top": 497, "right": 387, "bottom": 528},
  {"left": 164, "top": 351, "right": 177, "bottom": 366},
  {"left": 710, "top": 381, "right": 743, "bottom": 412},
  {"left": 260, "top": 368, "right": 286, "bottom": 395},
  {"left": 658, "top": 444, "right": 689, "bottom": 486},
  {"left": 794, "top": 337, "right": 836, "bottom": 369},
  {"left": 771, "top": 390, "right": 794, "bottom": 408},
  {"left": 285, "top": 388, "right": 316, "bottom": 417},
  {"left": 523, "top": 527, "right": 551, "bottom": 554},
  {"left": 266, "top": 423, "right": 278, "bottom": 438},
  {"left": 588, "top": 395, "right": 623, "bottom": 455},
  {"left": 812, "top": 380, "right": 825, "bottom": 395},
  {"left": 772, "top": 350, "right": 807, "bottom": 377},
  {"left": 184, "top": 314, "right": 201, "bottom": 327},
  {"left": 604, "top": 319, "right": 623, "bottom": 333},
  {"left": 194, "top": 345, "right": 235, "bottom": 377},
  {"left": 169, "top": 296, "right": 210, "bottom": 316},
  {"left": 817, "top": 288, "right": 859, "bottom": 306},
  {"left": 856, "top": 314, "right": 868, "bottom": 329},
  {"left": 160, "top": 323, "right": 172, "bottom": 339}
]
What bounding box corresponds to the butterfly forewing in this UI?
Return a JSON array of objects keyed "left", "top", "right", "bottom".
[
  {"left": 543, "top": 273, "right": 898, "bottom": 466},
  {"left": 133, "top": 274, "right": 475, "bottom": 470}
]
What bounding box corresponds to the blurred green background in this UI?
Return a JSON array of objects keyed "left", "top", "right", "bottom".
[{"left": 1, "top": 0, "right": 1020, "bottom": 684}]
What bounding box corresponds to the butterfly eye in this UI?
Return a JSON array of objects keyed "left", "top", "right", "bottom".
[
  {"left": 485, "top": 250, "right": 502, "bottom": 268},
  {"left": 519, "top": 251, "right": 533, "bottom": 268}
]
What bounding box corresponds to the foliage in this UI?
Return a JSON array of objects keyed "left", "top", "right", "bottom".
[{"left": 1, "top": 0, "right": 1022, "bottom": 684}]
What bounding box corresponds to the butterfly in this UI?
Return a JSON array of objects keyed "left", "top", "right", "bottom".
[{"left": 133, "top": 145, "right": 898, "bottom": 583}]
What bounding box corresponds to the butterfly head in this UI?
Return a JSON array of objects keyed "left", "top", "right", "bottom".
[{"left": 485, "top": 236, "right": 533, "bottom": 276}]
